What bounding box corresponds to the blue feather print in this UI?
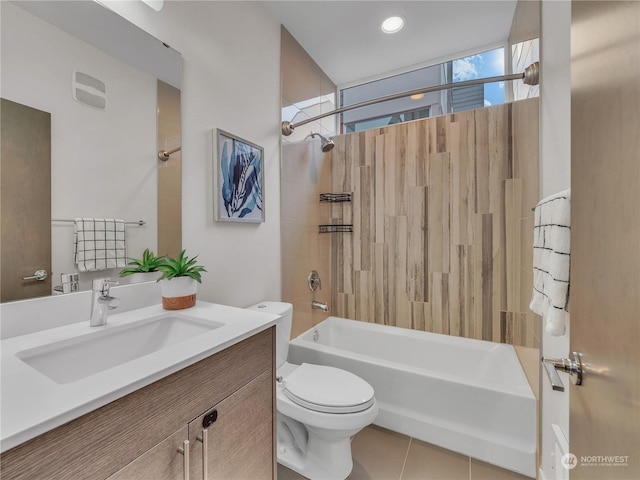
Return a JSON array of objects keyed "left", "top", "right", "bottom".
[{"left": 220, "top": 137, "right": 263, "bottom": 219}]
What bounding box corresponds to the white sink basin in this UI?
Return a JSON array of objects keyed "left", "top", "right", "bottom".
[{"left": 16, "top": 313, "right": 222, "bottom": 384}]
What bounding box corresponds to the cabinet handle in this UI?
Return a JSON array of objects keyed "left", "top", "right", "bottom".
[
  {"left": 177, "top": 439, "right": 190, "bottom": 480},
  {"left": 197, "top": 429, "right": 208, "bottom": 479}
]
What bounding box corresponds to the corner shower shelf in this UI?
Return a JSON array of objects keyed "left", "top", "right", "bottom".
[
  {"left": 319, "top": 224, "right": 353, "bottom": 234},
  {"left": 319, "top": 193, "right": 352, "bottom": 203}
]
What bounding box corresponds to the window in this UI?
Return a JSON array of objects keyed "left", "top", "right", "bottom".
[
  {"left": 281, "top": 93, "right": 337, "bottom": 142},
  {"left": 343, "top": 107, "right": 431, "bottom": 134},
  {"left": 340, "top": 47, "right": 505, "bottom": 133}
]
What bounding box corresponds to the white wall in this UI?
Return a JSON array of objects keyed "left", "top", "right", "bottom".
[
  {"left": 539, "top": 1, "right": 571, "bottom": 479},
  {"left": 1, "top": 2, "right": 157, "bottom": 290},
  {"left": 103, "top": 1, "right": 282, "bottom": 308},
  {"left": 540, "top": 1, "right": 571, "bottom": 198}
]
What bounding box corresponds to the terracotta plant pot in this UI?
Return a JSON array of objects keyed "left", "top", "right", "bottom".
[{"left": 161, "top": 277, "right": 197, "bottom": 310}]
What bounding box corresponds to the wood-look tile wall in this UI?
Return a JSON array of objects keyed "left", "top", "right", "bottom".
[
  {"left": 330, "top": 99, "right": 540, "bottom": 347},
  {"left": 280, "top": 27, "right": 335, "bottom": 338},
  {"left": 281, "top": 141, "right": 333, "bottom": 338}
]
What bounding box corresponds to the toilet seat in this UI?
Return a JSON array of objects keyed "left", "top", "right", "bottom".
[{"left": 282, "top": 363, "right": 375, "bottom": 414}]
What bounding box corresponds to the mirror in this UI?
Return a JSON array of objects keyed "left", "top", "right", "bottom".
[{"left": 0, "top": 1, "right": 182, "bottom": 301}]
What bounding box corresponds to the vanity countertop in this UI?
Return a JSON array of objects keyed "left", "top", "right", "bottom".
[{"left": 0, "top": 301, "right": 278, "bottom": 452}]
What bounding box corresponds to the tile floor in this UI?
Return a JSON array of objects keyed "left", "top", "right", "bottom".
[{"left": 277, "top": 425, "right": 531, "bottom": 480}]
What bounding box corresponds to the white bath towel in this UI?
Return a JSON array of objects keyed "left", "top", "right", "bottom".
[
  {"left": 74, "top": 218, "right": 126, "bottom": 272},
  {"left": 530, "top": 190, "right": 571, "bottom": 336}
]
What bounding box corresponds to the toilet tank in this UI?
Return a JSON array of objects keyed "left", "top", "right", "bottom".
[{"left": 246, "top": 301, "right": 293, "bottom": 369}]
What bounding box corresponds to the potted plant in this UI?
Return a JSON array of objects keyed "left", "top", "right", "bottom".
[
  {"left": 119, "top": 248, "right": 165, "bottom": 283},
  {"left": 157, "top": 249, "right": 206, "bottom": 310}
]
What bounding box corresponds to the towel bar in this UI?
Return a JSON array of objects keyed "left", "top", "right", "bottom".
[{"left": 52, "top": 219, "right": 145, "bottom": 226}]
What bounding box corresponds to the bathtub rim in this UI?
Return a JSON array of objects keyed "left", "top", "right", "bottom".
[
  {"left": 298, "top": 315, "right": 516, "bottom": 349},
  {"left": 291, "top": 316, "right": 535, "bottom": 400}
]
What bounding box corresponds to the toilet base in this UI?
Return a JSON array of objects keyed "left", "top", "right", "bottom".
[
  {"left": 278, "top": 427, "right": 354, "bottom": 480},
  {"left": 275, "top": 384, "right": 378, "bottom": 480}
]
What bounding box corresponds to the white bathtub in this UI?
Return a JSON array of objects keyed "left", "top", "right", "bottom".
[{"left": 288, "top": 316, "right": 536, "bottom": 478}]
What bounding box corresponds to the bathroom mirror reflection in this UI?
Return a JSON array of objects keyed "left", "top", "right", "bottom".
[{"left": 0, "top": 1, "right": 182, "bottom": 302}]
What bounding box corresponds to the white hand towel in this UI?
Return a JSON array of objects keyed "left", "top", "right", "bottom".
[
  {"left": 74, "top": 218, "right": 127, "bottom": 272},
  {"left": 530, "top": 190, "right": 571, "bottom": 336}
]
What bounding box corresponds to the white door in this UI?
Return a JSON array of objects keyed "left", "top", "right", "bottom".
[{"left": 567, "top": 1, "right": 640, "bottom": 479}]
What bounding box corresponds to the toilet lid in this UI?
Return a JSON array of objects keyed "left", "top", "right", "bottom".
[{"left": 282, "top": 363, "right": 375, "bottom": 414}]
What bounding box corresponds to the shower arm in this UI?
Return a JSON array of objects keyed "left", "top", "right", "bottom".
[{"left": 282, "top": 62, "right": 539, "bottom": 136}]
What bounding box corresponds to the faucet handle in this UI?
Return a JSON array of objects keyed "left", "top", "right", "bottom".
[
  {"left": 93, "top": 278, "right": 119, "bottom": 295},
  {"left": 102, "top": 278, "right": 118, "bottom": 294}
]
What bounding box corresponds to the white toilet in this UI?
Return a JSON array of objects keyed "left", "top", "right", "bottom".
[{"left": 248, "top": 301, "right": 378, "bottom": 480}]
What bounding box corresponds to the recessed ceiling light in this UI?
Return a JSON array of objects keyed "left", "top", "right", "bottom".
[
  {"left": 381, "top": 16, "right": 405, "bottom": 34},
  {"left": 410, "top": 93, "right": 425, "bottom": 100}
]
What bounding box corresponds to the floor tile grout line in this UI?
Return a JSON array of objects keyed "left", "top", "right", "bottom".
[{"left": 398, "top": 435, "right": 413, "bottom": 480}]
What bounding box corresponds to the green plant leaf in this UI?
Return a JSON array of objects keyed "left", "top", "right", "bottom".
[
  {"left": 119, "top": 248, "right": 165, "bottom": 277},
  {"left": 155, "top": 249, "right": 206, "bottom": 283}
]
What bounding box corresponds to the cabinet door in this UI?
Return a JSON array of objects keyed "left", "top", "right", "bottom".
[
  {"left": 107, "top": 426, "right": 188, "bottom": 480},
  {"left": 189, "top": 370, "right": 273, "bottom": 480}
]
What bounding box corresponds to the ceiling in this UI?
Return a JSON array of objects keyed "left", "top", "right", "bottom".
[{"left": 263, "top": 1, "right": 518, "bottom": 86}]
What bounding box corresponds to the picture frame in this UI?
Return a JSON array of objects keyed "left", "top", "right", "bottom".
[{"left": 213, "top": 129, "right": 265, "bottom": 223}]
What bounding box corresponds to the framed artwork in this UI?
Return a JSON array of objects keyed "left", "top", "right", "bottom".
[{"left": 213, "top": 129, "right": 264, "bottom": 223}]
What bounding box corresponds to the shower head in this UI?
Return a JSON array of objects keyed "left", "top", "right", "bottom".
[{"left": 306, "top": 132, "right": 335, "bottom": 153}]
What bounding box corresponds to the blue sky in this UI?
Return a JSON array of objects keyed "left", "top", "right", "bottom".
[{"left": 453, "top": 48, "right": 505, "bottom": 106}]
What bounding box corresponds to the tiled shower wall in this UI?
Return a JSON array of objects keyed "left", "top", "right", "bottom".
[
  {"left": 281, "top": 142, "right": 333, "bottom": 338},
  {"left": 329, "top": 99, "right": 540, "bottom": 347},
  {"left": 280, "top": 26, "right": 335, "bottom": 337}
]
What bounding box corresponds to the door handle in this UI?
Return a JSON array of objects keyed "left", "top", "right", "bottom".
[
  {"left": 22, "top": 269, "right": 48, "bottom": 281},
  {"left": 197, "top": 429, "right": 208, "bottom": 479},
  {"left": 176, "top": 439, "right": 190, "bottom": 480},
  {"left": 542, "top": 351, "right": 584, "bottom": 391}
]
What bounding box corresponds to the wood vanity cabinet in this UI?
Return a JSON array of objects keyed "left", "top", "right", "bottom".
[
  {"left": 187, "top": 370, "right": 273, "bottom": 480},
  {"left": 0, "top": 327, "right": 276, "bottom": 480},
  {"left": 106, "top": 427, "right": 189, "bottom": 480}
]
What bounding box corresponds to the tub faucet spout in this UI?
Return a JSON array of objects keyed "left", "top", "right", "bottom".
[{"left": 312, "top": 300, "right": 329, "bottom": 312}]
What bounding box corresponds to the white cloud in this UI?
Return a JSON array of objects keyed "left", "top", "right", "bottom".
[
  {"left": 484, "top": 100, "right": 492, "bottom": 107},
  {"left": 453, "top": 54, "right": 483, "bottom": 81},
  {"left": 493, "top": 53, "right": 505, "bottom": 74},
  {"left": 453, "top": 59, "right": 477, "bottom": 81}
]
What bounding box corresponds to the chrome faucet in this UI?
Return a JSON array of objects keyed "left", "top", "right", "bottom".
[
  {"left": 90, "top": 278, "right": 120, "bottom": 327},
  {"left": 311, "top": 300, "right": 329, "bottom": 312}
]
